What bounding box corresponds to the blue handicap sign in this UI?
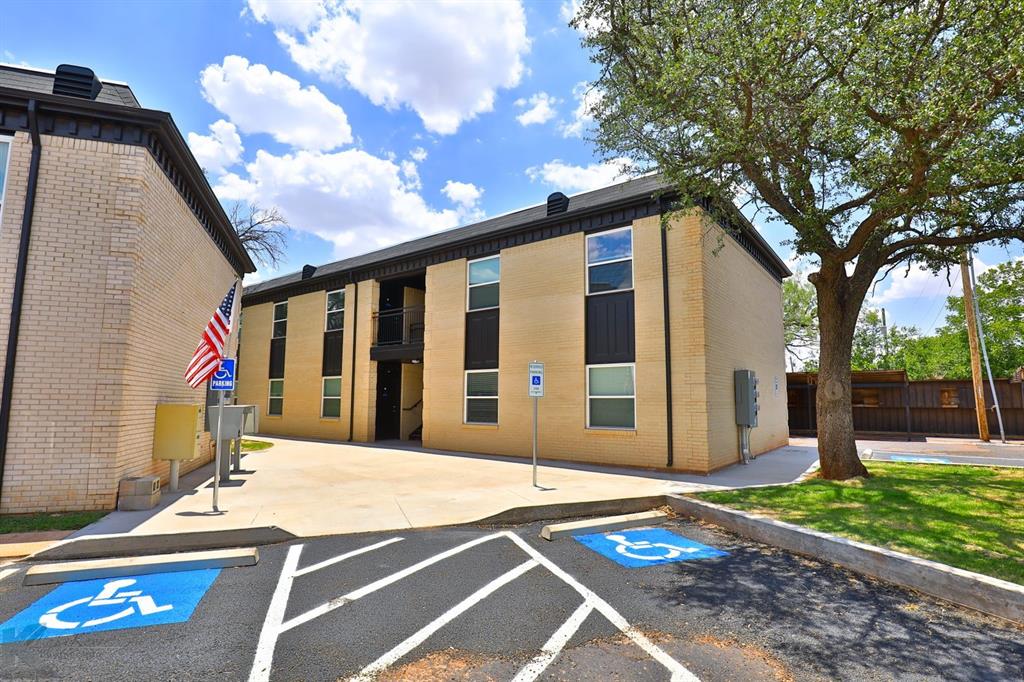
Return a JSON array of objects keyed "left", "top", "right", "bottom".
[
  {"left": 574, "top": 528, "right": 727, "bottom": 568},
  {"left": 210, "top": 358, "right": 236, "bottom": 391},
  {"left": 532, "top": 376, "right": 541, "bottom": 385},
  {"left": 0, "top": 569, "right": 220, "bottom": 643},
  {"left": 890, "top": 455, "right": 951, "bottom": 464}
]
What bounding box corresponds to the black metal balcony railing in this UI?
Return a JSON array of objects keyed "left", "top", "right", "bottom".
[{"left": 372, "top": 305, "right": 425, "bottom": 347}]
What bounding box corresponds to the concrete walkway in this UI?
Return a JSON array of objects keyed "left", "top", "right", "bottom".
[{"left": 69, "top": 438, "right": 817, "bottom": 540}]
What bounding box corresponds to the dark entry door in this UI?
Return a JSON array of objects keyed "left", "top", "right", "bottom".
[{"left": 375, "top": 361, "right": 402, "bottom": 440}]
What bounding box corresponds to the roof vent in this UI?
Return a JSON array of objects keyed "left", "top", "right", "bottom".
[
  {"left": 546, "top": 192, "right": 570, "bottom": 216},
  {"left": 52, "top": 64, "right": 102, "bottom": 100},
  {"left": 301, "top": 264, "right": 317, "bottom": 280}
]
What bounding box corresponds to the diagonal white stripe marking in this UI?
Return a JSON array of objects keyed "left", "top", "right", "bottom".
[
  {"left": 502, "top": 532, "right": 700, "bottom": 682},
  {"left": 348, "top": 559, "right": 538, "bottom": 682},
  {"left": 280, "top": 532, "right": 505, "bottom": 633},
  {"left": 293, "top": 537, "right": 403, "bottom": 578},
  {"left": 248, "top": 544, "right": 303, "bottom": 682},
  {"left": 0, "top": 567, "right": 19, "bottom": 584},
  {"left": 510, "top": 601, "right": 594, "bottom": 682}
]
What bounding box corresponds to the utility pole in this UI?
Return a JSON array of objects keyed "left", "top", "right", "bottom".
[
  {"left": 960, "top": 252, "right": 990, "bottom": 441},
  {"left": 881, "top": 308, "right": 889, "bottom": 364}
]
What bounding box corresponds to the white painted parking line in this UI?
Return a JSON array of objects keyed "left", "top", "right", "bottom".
[
  {"left": 0, "top": 567, "right": 19, "bottom": 584},
  {"left": 511, "top": 601, "right": 594, "bottom": 682},
  {"left": 292, "top": 538, "right": 403, "bottom": 578},
  {"left": 349, "top": 559, "right": 539, "bottom": 682},
  {"left": 279, "top": 532, "right": 504, "bottom": 633},
  {"left": 502, "top": 532, "right": 700, "bottom": 682},
  {"left": 249, "top": 544, "right": 303, "bottom": 682}
]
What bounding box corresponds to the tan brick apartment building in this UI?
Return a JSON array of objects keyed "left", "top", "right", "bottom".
[
  {"left": 238, "top": 176, "right": 791, "bottom": 473},
  {"left": 0, "top": 64, "right": 255, "bottom": 513}
]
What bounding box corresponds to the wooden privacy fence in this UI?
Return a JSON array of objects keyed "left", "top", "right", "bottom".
[{"left": 787, "top": 370, "right": 1024, "bottom": 439}]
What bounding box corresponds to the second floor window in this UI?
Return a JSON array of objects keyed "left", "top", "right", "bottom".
[
  {"left": 0, "top": 137, "right": 10, "bottom": 217},
  {"left": 273, "top": 301, "right": 288, "bottom": 338},
  {"left": 467, "top": 255, "right": 500, "bottom": 311},
  {"left": 326, "top": 290, "right": 345, "bottom": 331},
  {"left": 586, "top": 226, "right": 633, "bottom": 294}
]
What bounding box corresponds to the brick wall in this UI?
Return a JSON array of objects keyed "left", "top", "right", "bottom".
[{"left": 0, "top": 133, "right": 238, "bottom": 512}]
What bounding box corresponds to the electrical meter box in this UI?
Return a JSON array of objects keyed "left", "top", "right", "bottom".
[
  {"left": 734, "top": 369, "right": 759, "bottom": 427},
  {"left": 153, "top": 403, "right": 203, "bottom": 461}
]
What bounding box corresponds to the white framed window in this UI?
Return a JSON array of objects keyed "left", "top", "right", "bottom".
[
  {"left": 325, "top": 290, "right": 345, "bottom": 331},
  {"left": 268, "top": 379, "right": 284, "bottom": 416},
  {"left": 586, "top": 226, "right": 633, "bottom": 295},
  {"left": 272, "top": 301, "right": 288, "bottom": 338},
  {"left": 322, "top": 376, "right": 341, "bottom": 418},
  {"left": 464, "top": 369, "right": 498, "bottom": 424},
  {"left": 0, "top": 136, "right": 11, "bottom": 223},
  {"left": 586, "top": 364, "right": 636, "bottom": 429},
  {"left": 467, "top": 255, "right": 500, "bottom": 311}
]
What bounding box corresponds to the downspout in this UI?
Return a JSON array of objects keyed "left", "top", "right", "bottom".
[
  {"left": 347, "top": 280, "right": 359, "bottom": 441},
  {"left": 660, "top": 224, "right": 675, "bottom": 468},
  {"left": 0, "top": 99, "right": 42, "bottom": 509}
]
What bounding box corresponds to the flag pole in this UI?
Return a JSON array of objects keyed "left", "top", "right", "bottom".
[{"left": 213, "top": 377, "right": 225, "bottom": 512}]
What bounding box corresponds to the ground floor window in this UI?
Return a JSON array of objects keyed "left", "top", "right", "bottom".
[
  {"left": 465, "top": 370, "right": 498, "bottom": 424},
  {"left": 587, "top": 364, "right": 635, "bottom": 429},
  {"left": 268, "top": 379, "right": 284, "bottom": 416},
  {"left": 322, "top": 376, "right": 342, "bottom": 418}
]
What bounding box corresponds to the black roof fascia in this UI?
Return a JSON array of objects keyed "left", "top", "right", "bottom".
[
  {"left": 242, "top": 186, "right": 790, "bottom": 307},
  {"left": 0, "top": 87, "right": 256, "bottom": 274}
]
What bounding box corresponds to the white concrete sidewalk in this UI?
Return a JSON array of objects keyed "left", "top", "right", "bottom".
[{"left": 71, "top": 438, "right": 817, "bottom": 540}]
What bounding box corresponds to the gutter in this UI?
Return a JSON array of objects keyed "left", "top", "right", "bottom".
[
  {"left": 347, "top": 281, "right": 359, "bottom": 441},
  {"left": 0, "top": 99, "right": 41, "bottom": 510},
  {"left": 660, "top": 224, "right": 675, "bottom": 468}
]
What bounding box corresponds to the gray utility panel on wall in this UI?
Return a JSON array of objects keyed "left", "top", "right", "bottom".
[{"left": 734, "top": 369, "right": 759, "bottom": 427}]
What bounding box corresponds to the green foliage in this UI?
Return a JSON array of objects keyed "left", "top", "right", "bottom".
[
  {"left": 850, "top": 308, "right": 919, "bottom": 372},
  {"left": 903, "top": 259, "right": 1024, "bottom": 379},
  {"left": 241, "top": 439, "right": 274, "bottom": 452},
  {"left": 696, "top": 462, "right": 1024, "bottom": 584},
  {"left": 0, "top": 511, "right": 107, "bottom": 535},
  {"left": 782, "top": 277, "right": 818, "bottom": 368}
]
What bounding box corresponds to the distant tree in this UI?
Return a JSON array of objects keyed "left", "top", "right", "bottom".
[
  {"left": 850, "top": 309, "right": 918, "bottom": 372},
  {"left": 903, "top": 260, "right": 1024, "bottom": 379},
  {"left": 783, "top": 277, "right": 819, "bottom": 370},
  {"left": 229, "top": 202, "right": 288, "bottom": 269},
  {"left": 575, "top": 0, "right": 1024, "bottom": 478}
]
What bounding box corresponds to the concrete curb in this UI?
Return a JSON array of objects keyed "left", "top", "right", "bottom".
[
  {"left": 474, "top": 495, "right": 668, "bottom": 526},
  {"left": 667, "top": 494, "right": 1024, "bottom": 624},
  {"left": 540, "top": 510, "right": 668, "bottom": 540},
  {"left": 27, "top": 527, "right": 296, "bottom": 562},
  {"left": 24, "top": 548, "right": 259, "bottom": 586}
]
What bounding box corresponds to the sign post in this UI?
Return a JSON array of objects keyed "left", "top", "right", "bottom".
[
  {"left": 528, "top": 361, "right": 544, "bottom": 488},
  {"left": 209, "top": 358, "right": 236, "bottom": 512}
]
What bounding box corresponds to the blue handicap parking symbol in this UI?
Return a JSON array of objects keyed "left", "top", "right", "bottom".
[
  {"left": 532, "top": 376, "right": 541, "bottom": 385},
  {"left": 889, "top": 455, "right": 951, "bottom": 464},
  {"left": 0, "top": 569, "right": 220, "bottom": 643},
  {"left": 574, "top": 528, "right": 728, "bottom": 568}
]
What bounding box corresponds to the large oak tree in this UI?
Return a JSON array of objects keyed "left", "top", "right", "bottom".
[{"left": 574, "top": 0, "right": 1024, "bottom": 478}]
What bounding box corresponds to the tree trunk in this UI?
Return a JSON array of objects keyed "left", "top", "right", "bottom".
[{"left": 812, "top": 265, "right": 870, "bottom": 480}]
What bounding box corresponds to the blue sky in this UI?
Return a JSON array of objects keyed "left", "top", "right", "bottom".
[{"left": 3, "top": 0, "right": 1020, "bottom": 338}]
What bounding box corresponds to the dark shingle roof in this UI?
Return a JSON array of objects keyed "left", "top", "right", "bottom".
[
  {"left": 0, "top": 64, "right": 140, "bottom": 107},
  {"left": 244, "top": 173, "right": 677, "bottom": 296}
]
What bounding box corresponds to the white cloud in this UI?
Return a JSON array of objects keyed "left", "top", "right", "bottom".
[
  {"left": 560, "top": 81, "right": 603, "bottom": 138},
  {"left": 213, "top": 148, "right": 481, "bottom": 256},
  {"left": 253, "top": 0, "right": 530, "bottom": 135},
  {"left": 187, "top": 119, "right": 243, "bottom": 175},
  {"left": 515, "top": 92, "right": 558, "bottom": 126},
  {"left": 199, "top": 55, "right": 352, "bottom": 151},
  {"left": 410, "top": 146, "right": 428, "bottom": 162},
  {"left": 246, "top": 0, "right": 325, "bottom": 31},
  {"left": 870, "top": 262, "right": 977, "bottom": 306},
  {"left": 526, "top": 158, "right": 631, "bottom": 193},
  {"left": 442, "top": 180, "right": 482, "bottom": 207},
  {"left": 400, "top": 159, "right": 420, "bottom": 190}
]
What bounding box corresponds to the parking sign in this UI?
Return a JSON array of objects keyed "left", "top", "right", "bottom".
[
  {"left": 210, "top": 358, "right": 236, "bottom": 391},
  {"left": 528, "top": 362, "right": 544, "bottom": 397}
]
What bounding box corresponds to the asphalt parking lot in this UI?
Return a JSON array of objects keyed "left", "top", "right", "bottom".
[{"left": 0, "top": 517, "right": 1022, "bottom": 681}]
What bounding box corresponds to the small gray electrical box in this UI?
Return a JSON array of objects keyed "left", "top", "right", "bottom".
[{"left": 734, "top": 369, "right": 759, "bottom": 427}]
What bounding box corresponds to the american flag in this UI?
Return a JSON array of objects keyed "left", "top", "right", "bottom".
[{"left": 185, "top": 283, "right": 237, "bottom": 388}]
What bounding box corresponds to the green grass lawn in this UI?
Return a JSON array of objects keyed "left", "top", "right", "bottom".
[
  {"left": 241, "top": 439, "right": 274, "bottom": 452},
  {"left": 0, "top": 511, "right": 107, "bottom": 535},
  {"left": 695, "top": 462, "right": 1023, "bottom": 584}
]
